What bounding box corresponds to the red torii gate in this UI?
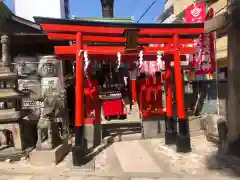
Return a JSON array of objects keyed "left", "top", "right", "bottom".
[{"left": 34, "top": 17, "right": 204, "bottom": 166}]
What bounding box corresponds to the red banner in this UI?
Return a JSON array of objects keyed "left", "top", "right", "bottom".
[
  {"left": 185, "top": 4, "right": 215, "bottom": 75},
  {"left": 194, "top": 33, "right": 215, "bottom": 74},
  {"left": 184, "top": 3, "right": 206, "bottom": 23},
  {"left": 194, "top": 8, "right": 215, "bottom": 75}
]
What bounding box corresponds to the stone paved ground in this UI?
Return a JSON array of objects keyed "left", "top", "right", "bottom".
[{"left": 1, "top": 134, "right": 240, "bottom": 180}]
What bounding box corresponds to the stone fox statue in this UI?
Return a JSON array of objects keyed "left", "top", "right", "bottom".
[{"left": 36, "top": 92, "right": 66, "bottom": 150}]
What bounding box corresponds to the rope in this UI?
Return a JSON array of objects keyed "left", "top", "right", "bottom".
[
  {"left": 72, "top": 48, "right": 192, "bottom": 55},
  {"left": 117, "top": 52, "right": 121, "bottom": 68},
  {"left": 78, "top": 50, "right": 83, "bottom": 56},
  {"left": 139, "top": 50, "right": 144, "bottom": 68},
  {"left": 83, "top": 51, "right": 90, "bottom": 73}
]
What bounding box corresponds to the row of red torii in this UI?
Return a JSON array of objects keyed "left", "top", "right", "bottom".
[{"left": 34, "top": 17, "right": 204, "bottom": 166}]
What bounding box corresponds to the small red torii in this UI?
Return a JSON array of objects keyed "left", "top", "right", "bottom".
[
  {"left": 34, "top": 16, "right": 204, "bottom": 166},
  {"left": 139, "top": 74, "right": 164, "bottom": 118}
]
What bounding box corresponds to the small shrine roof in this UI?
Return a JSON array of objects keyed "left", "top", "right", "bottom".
[
  {"left": 0, "top": 2, "right": 42, "bottom": 34},
  {"left": 34, "top": 16, "right": 203, "bottom": 29},
  {"left": 73, "top": 16, "right": 134, "bottom": 23}
]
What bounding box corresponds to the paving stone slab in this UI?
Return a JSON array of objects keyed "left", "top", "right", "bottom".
[
  {"left": 1, "top": 175, "right": 33, "bottom": 180},
  {"left": 84, "top": 176, "right": 109, "bottom": 180},
  {"left": 113, "top": 141, "right": 161, "bottom": 173},
  {"left": 110, "top": 178, "right": 130, "bottom": 180},
  {"left": 0, "top": 135, "right": 240, "bottom": 180},
  {"left": 50, "top": 175, "right": 68, "bottom": 180},
  {"left": 14, "top": 175, "right": 33, "bottom": 180},
  {"left": 30, "top": 175, "right": 51, "bottom": 180},
  {"left": 131, "top": 178, "right": 155, "bottom": 180},
  {"left": 66, "top": 176, "right": 84, "bottom": 180}
]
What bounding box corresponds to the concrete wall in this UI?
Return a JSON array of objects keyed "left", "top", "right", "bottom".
[
  {"left": 210, "top": 0, "right": 228, "bottom": 67},
  {"left": 216, "top": 36, "right": 228, "bottom": 61}
]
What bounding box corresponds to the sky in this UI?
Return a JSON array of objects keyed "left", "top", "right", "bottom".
[{"left": 3, "top": 0, "right": 164, "bottom": 23}]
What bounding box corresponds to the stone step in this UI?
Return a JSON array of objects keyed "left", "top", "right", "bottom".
[
  {"left": 0, "top": 109, "right": 20, "bottom": 122},
  {"left": 102, "top": 119, "right": 141, "bottom": 125},
  {"left": 101, "top": 118, "right": 203, "bottom": 140},
  {"left": 0, "top": 89, "right": 21, "bottom": 100},
  {"left": 0, "top": 67, "right": 10, "bottom": 73},
  {"left": 113, "top": 141, "right": 162, "bottom": 173},
  {"left": 102, "top": 133, "right": 143, "bottom": 144},
  {"left": 0, "top": 72, "right": 17, "bottom": 80},
  {"left": 102, "top": 118, "right": 201, "bottom": 130},
  {"left": 104, "top": 127, "right": 142, "bottom": 136}
]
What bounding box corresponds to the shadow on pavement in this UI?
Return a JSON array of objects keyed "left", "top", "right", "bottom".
[
  {"left": 79, "top": 135, "right": 115, "bottom": 166},
  {"left": 206, "top": 139, "right": 240, "bottom": 178}
]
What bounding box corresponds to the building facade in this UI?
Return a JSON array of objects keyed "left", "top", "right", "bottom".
[
  {"left": 157, "top": 0, "right": 228, "bottom": 118},
  {"left": 157, "top": 0, "right": 228, "bottom": 72},
  {"left": 13, "top": 0, "right": 70, "bottom": 22}
]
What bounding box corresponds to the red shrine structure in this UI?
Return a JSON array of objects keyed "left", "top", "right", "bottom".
[{"left": 34, "top": 17, "right": 204, "bottom": 166}]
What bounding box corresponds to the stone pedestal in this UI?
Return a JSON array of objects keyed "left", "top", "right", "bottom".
[
  {"left": 85, "top": 124, "right": 94, "bottom": 149},
  {"left": 29, "top": 140, "right": 69, "bottom": 166},
  {"left": 205, "top": 114, "right": 227, "bottom": 145}
]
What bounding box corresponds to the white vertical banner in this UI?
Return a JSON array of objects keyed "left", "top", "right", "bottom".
[{"left": 130, "top": 68, "right": 138, "bottom": 80}]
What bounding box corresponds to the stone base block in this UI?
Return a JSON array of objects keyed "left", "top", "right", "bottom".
[
  {"left": 29, "top": 140, "right": 69, "bottom": 166},
  {"left": 165, "top": 130, "right": 177, "bottom": 145},
  {"left": 176, "top": 135, "right": 191, "bottom": 153},
  {"left": 85, "top": 123, "right": 102, "bottom": 149},
  {"left": 85, "top": 124, "right": 94, "bottom": 149},
  {"left": 72, "top": 145, "right": 87, "bottom": 166},
  {"left": 142, "top": 117, "right": 164, "bottom": 139}
]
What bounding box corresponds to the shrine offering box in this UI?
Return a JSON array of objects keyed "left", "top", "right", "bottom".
[{"left": 100, "top": 94, "right": 125, "bottom": 117}]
